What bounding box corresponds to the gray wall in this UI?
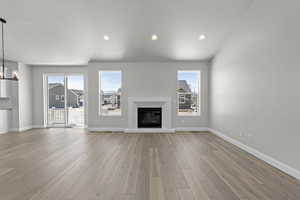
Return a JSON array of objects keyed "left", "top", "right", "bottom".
[
  {"left": 0, "top": 109, "right": 9, "bottom": 134},
  {"left": 18, "top": 63, "right": 33, "bottom": 130},
  {"left": 209, "top": 1, "right": 300, "bottom": 171},
  {"left": 88, "top": 61, "right": 209, "bottom": 129}
]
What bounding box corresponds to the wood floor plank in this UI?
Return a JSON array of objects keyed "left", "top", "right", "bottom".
[{"left": 0, "top": 129, "right": 300, "bottom": 200}]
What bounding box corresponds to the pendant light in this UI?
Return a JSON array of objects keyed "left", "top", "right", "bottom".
[{"left": 0, "top": 17, "right": 18, "bottom": 81}]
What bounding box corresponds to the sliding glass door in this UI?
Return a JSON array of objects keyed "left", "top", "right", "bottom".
[
  {"left": 46, "top": 74, "right": 84, "bottom": 127},
  {"left": 47, "top": 75, "right": 66, "bottom": 126},
  {"left": 67, "top": 75, "right": 84, "bottom": 127}
]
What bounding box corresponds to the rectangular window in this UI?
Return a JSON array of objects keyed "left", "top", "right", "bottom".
[
  {"left": 177, "top": 71, "right": 200, "bottom": 116},
  {"left": 179, "top": 94, "right": 185, "bottom": 104},
  {"left": 55, "top": 95, "right": 59, "bottom": 100},
  {"left": 99, "top": 71, "right": 122, "bottom": 116}
]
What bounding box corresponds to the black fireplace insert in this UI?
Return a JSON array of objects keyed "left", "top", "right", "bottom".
[{"left": 138, "top": 107, "right": 162, "bottom": 128}]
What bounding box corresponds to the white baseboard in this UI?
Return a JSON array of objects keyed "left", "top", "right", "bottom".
[
  {"left": 89, "top": 128, "right": 176, "bottom": 133},
  {"left": 0, "top": 130, "right": 8, "bottom": 134},
  {"left": 88, "top": 128, "right": 125, "bottom": 132},
  {"left": 175, "top": 127, "right": 209, "bottom": 132},
  {"left": 7, "top": 126, "right": 33, "bottom": 133},
  {"left": 19, "top": 126, "right": 33, "bottom": 132},
  {"left": 88, "top": 127, "right": 209, "bottom": 133},
  {"left": 208, "top": 128, "right": 300, "bottom": 180},
  {"left": 32, "top": 125, "right": 47, "bottom": 129},
  {"left": 124, "top": 128, "right": 175, "bottom": 133},
  {"left": 2, "top": 124, "right": 64, "bottom": 133},
  {"left": 32, "top": 125, "right": 87, "bottom": 129}
]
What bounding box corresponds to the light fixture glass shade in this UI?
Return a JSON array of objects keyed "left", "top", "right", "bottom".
[{"left": 12, "top": 71, "right": 18, "bottom": 80}]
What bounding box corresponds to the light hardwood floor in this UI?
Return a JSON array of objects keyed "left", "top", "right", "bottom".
[{"left": 0, "top": 128, "right": 300, "bottom": 200}]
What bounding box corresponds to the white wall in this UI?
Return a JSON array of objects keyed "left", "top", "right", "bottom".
[
  {"left": 210, "top": 1, "right": 300, "bottom": 171},
  {"left": 18, "top": 63, "right": 33, "bottom": 130},
  {"left": 88, "top": 61, "right": 209, "bottom": 129},
  {"left": 0, "top": 61, "right": 18, "bottom": 133},
  {"left": 0, "top": 111, "right": 9, "bottom": 134},
  {"left": 31, "top": 65, "right": 88, "bottom": 127}
]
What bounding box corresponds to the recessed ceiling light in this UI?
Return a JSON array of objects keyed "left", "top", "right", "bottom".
[
  {"left": 198, "top": 34, "right": 206, "bottom": 40},
  {"left": 151, "top": 34, "right": 158, "bottom": 41},
  {"left": 104, "top": 35, "right": 110, "bottom": 41}
]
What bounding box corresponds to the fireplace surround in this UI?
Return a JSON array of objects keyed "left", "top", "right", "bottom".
[{"left": 126, "top": 97, "right": 173, "bottom": 133}]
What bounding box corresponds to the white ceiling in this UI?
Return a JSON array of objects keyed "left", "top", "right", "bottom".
[{"left": 1, "top": 0, "right": 252, "bottom": 65}]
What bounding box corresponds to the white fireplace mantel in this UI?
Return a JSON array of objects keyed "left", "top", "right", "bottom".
[{"left": 125, "top": 97, "right": 174, "bottom": 133}]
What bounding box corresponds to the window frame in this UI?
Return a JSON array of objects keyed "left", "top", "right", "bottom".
[
  {"left": 99, "top": 70, "right": 122, "bottom": 116},
  {"left": 177, "top": 70, "right": 201, "bottom": 116}
]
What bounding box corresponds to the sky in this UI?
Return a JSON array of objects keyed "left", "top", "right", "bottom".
[
  {"left": 178, "top": 71, "right": 200, "bottom": 93},
  {"left": 100, "top": 71, "right": 121, "bottom": 92},
  {"left": 48, "top": 75, "right": 84, "bottom": 90}
]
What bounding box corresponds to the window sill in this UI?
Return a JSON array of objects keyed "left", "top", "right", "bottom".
[
  {"left": 99, "top": 114, "right": 122, "bottom": 117},
  {"left": 177, "top": 114, "right": 201, "bottom": 117}
]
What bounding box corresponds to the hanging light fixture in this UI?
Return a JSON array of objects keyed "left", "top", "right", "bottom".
[{"left": 0, "top": 17, "right": 18, "bottom": 81}]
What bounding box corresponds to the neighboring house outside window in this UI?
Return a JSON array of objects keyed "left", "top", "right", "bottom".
[
  {"left": 179, "top": 94, "right": 185, "bottom": 104},
  {"left": 177, "top": 80, "right": 192, "bottom": 110},
  {"left": 99, "top": 71, "right": 122, "bottom": 116},
  {"left": 48, "top": 83, "right": 82, "bottom": 108},
  {"left": 177, "top": 71, "right": 201, "bottom": 116}
]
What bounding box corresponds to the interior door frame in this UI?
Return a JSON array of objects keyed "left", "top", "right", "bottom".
[{"left": 43, "top": 73, "right": 85, "bottom": 127}]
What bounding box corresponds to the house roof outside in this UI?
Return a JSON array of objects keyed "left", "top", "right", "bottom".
[
  {"left": 49, "top": 83, "right": 83, "bottom": 97},
  {"left": 178, "top": 80, "right": 191, "bottom": 93},
  {"left": 48, "top": 83, "right": 62, "bottom": 89},
  {"left": 71, "top": 89, "right": 84, "bottom": 96}
]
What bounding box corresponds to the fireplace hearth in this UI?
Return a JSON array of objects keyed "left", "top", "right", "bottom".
[{"left": 138, "top": 107, "right": 162, "bottom": 128}]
